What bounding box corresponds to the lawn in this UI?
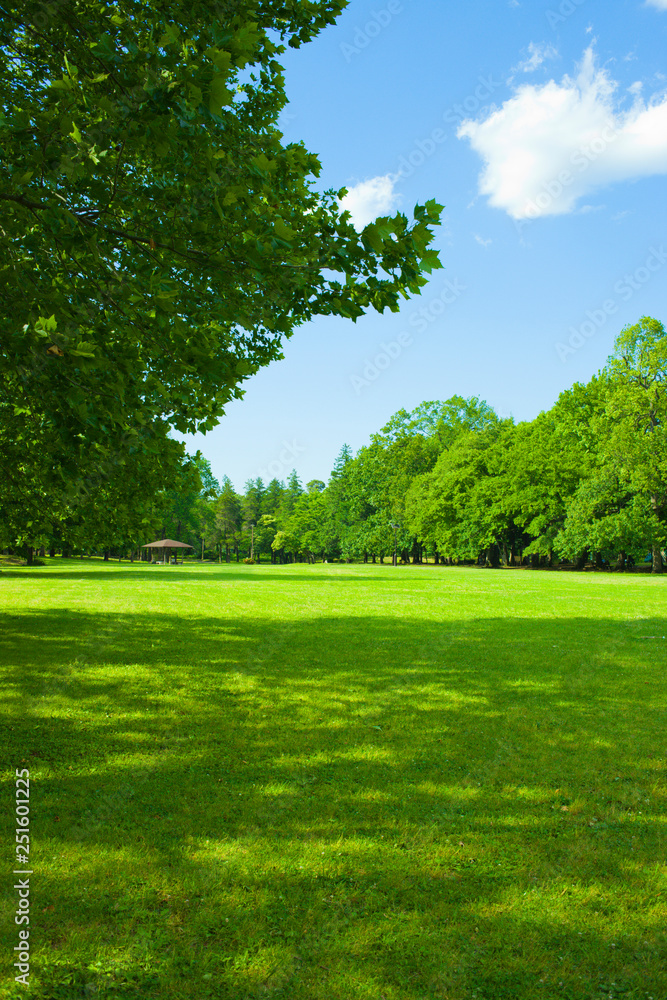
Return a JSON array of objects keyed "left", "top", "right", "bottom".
[{"left": 1, "top": 560, "right": 666, "bottom": 1000}]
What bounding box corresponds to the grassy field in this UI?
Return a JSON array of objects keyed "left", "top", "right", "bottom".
[{"left": 1, "top": 560, "right": 666, "bottom": 1000}]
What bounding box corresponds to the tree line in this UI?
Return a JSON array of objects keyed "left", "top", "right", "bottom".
[
  {"left": 4, "top": 317, "right": 665, "bottom": 571},
  {"left": 159, "top": 316, "right": 666, "bottom": 574}
]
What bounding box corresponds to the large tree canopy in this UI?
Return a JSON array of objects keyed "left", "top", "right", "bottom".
[{"left": 0, "top": 0, "right": 442, "bottom": 539}]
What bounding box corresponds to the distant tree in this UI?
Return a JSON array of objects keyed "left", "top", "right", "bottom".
[
  {"left": 242, "top": 478, "right": 265, "bottom": 528},
  {"left": 406, "top": 419, "right": 513, "bottom": 566},
  {"left": 163, "top": 456, "right": 219, "bottom": 543},
  {"left": 505, "top": 381, "right": 603, "bottom": 564},
  {"left": 358, "top": 398, "right": 500, "bottom": 563},
  {"left": 214, "top": 477, "right": 242, "bottom": 561},
  {"left": 278, "top": 470, "right": 304, "bottom": 520},
  {"left": 603, "top": 317, "right": 667, "bottom": 572},
  {"left": 262, "top": 479, "right": 285, "bottom": 517}
]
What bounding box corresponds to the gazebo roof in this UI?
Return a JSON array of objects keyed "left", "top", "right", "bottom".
[{"left": 141, "top": 539, "right": 193, "bottom": 548}]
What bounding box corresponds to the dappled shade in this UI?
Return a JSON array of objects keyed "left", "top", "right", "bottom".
[{"left": 3, "top": 562, "right": 666, "bottom": 998}]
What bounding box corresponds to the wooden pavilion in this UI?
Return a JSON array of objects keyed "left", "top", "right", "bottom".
[{"left": 141, "top": 539, "right": 193, "bottom": 564}]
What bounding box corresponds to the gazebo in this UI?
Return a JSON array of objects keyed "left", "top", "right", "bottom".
[{"left": 141, "top": 539, "right": 193, "bottom": 565}]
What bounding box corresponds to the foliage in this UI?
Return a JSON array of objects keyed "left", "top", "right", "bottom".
[
  {"left": 9, "top": 316, "right": 666, "bottom": 571},
  {"left": 0, "top": 0, "right": 443, "bottom": 543}
]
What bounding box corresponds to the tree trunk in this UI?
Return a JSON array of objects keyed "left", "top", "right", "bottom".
[
  {"left": 651, "top": 544, "right": 664, "bottom": 574},
  {"left": 616, "top": 550, "right": 625, "bottom": 570},
  {"left": 487, "top": 545, "right": 501, "bottom": 568},
  {"left": 103, "top": 550, "right": 109, "bottom": 562}
]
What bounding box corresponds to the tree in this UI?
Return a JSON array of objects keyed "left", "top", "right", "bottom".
[
  {"left": 504, "top": 381, "right": 603, "bottom": 565},
  {"left": 406, "top": 417, "right": 519, "bottom": 566},
  {"left": 255, "top": 513, "right": 277, "bottom": 561},
  {"left": 1, "top": 0, "right": 443, "bottom": 540},
  {"left": 162, "top": 455, "right": 219, "bottom": 543},
  {"left": 281, "top": 490, "right": 327, "bottom": 562},
  {"left": 603, "top": 317, "right": 667, "bottom": 573},
  {"left": 277, "top": 470, "right": 304, "bottom": 521},
  {"left": 556, "top": 470, "right": 660, "bottom": 567},
  {"left": 320, "top": 444, "right": 353, "bottom": 558},
  {"left": 241, "top": 477, "right": 265, "bottom": 526},
  {"left": 361, "top": 398, "right": 500, "bottom": 563},
  {"left": 262, "top": 478, "right": 285, "bottom": 517},
  {"left": 214, "top": 476, "right": 241, "bottom": 561}
]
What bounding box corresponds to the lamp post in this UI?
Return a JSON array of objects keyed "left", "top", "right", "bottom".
[{"left": 391, "top": 523, "right": 400, "bottom": 567}]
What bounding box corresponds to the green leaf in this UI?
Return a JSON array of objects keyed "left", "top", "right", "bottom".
[
  {"left": 70, "top": 343, "right": 96, "bottom": 357},
  {"left": 361, "top": 224, "right": 384, "bottom": 254},
  {"left": 209, "top": 76, "right": 233, "bottom": 116},
  {"left": 273, "top": 218, "right": 295, "bottom": 241},
  {"left": 206, "top": 47, "right": 232, "bottom": 74},
  {"left": 419, "top": 250, "right": 442, "bottom": 274}
]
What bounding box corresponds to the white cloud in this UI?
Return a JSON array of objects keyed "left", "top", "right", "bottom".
[
  {"left": 338, "top": 175, "right": 401, "bottom": 229},
  {"left": 646, "top": 0, "right": 667, "bottom": 10},
  {"left": 457, "top": 48, "right": 667, "bottom": 219},
  {"left": 474, "top": 234, "right": 492, "bottom": 247},
  {"left": 516, "top": 42, "right": 558, "bottom": 74}
]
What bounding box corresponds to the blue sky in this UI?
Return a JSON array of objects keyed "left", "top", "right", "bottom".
[{"left": 182, "top": 0, "right": 667, "bottom": 490}]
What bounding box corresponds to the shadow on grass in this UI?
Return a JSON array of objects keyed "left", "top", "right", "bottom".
[{"left": 1, "top": 609, "right": 666, "bottom": 999}]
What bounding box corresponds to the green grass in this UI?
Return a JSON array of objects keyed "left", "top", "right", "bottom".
[{"left": 1, "top": 560, "right": 666, "bottom": 1000}]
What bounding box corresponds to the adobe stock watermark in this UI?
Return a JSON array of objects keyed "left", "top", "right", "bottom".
[
  {"left": 394, "top": 74, "right": 502, "bottom": 181},
  {"left": 556, "top": 246, "right": 667, "bottom": 362},
  {"left": 14, "top": 768, "right": 32, "bottom": 986},
  {"left": 350, "top": 278, "right": 466, "bottom": 394},
  {"left": 258, "top": 441, "right": 306, "bottom": 482},
  {"left": 340, "top": 1, "right": 403, "bottom": 63},
  {"left": 546, "top": 0, "right": 587, "bottom": 30},
  {"left": 514, "top": 123, "right": 617, "bottom": 238}
]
